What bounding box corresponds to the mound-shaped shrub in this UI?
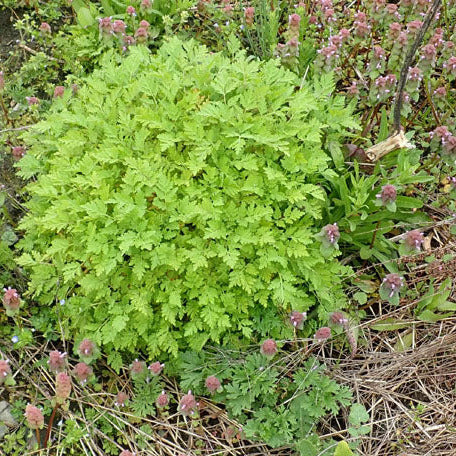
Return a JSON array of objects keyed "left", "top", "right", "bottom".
[{"left": 17, "top": 38, "right": 357, "bottom": 361}]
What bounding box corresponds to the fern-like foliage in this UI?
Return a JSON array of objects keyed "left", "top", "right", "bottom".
[
  {"left": 17, "top": 38, "right": 357, "bottom": 358},
  {"left": 130, "top": 377, "right": 162, "bottom": 418},
  {"left": 174, "top": 349, "right": 352, "bottom": 454}
]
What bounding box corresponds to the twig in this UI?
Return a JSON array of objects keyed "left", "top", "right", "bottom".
[
  {"left": 365, "top": 129, "right": 414, "bottom": 161},
  {"left": 353, "top": 65, "right": 369, "bottom": 89},
  {"left": 0, "top": 125, "right": 32, "bottom": 134},
  {"left": 392, "top": 0, "right": 442, "bottom": 133},
  {"left": 361, "top": 104, "right": 381, "bottom": 138},
  {"left": 18, "top": 43, "right": 63, "bottom": 63},
  {"left": 369, "top": 221, "right": 381, "bottom": 250},
  {"left": 388, "top": 216, "right": 456, "bottom": 242},
  {"left": 406, "top": 97, "right": 429, "bottom": 127}
]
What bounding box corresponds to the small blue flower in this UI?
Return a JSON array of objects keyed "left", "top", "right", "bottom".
[
  {"left": 60, "top": 299, "right": 65, "bottom": 306},
  {"left": 11, "top": 336, "right": 19, "bottom": 344}
]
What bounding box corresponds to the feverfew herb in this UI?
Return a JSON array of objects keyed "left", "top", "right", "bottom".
[{"left": 17, "top": 38, "right": 357, "bottom": 359}]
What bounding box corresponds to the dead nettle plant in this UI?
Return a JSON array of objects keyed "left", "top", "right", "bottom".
[
  {"left": 320, "top": 0, "right": 452, "bottom": 301},
  {"left": 23, "top": 369, "right": 72, "bottom": 450},
  {"left": 17, "top": 336, "right": 168, "bottom": 450},
  {"left": 308, "top": 0, "right": 452, "bottom": 159}
]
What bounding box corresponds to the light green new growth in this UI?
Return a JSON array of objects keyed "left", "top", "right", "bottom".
[{"left": 17, "top": 38, "right": 357, "bottom": 359}]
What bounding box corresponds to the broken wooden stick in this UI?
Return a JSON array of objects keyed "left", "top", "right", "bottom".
[{"left": 365, "top": 129, "right": 414, "bottom": 162}]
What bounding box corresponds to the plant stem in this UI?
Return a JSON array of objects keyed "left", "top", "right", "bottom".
[
  {"left": 406, "top": 98, "right": 428, "bottom": 127},
  {"left": 35, "top": 428, "right": 41, "bottom": 449},
  {"left": 0, "top": 125, "right": 31, "bottom": 134},
  {"left": 423, "top": 80, "right": 440, "bottom": 126},
  {"left": 361, "top": 104, "right": 381, "bottom": 137},
  {"left": 2, "top": 206, "right": 15, "bottom": 226},
  {"left": 369, "top": 220, "right": 381, "bottom": 249},
  {"left": 43, "top": 404, "right": 59, "bottom": 448},
  {"left": 0, "top": 94, "right": 10, "bottom": 125}
]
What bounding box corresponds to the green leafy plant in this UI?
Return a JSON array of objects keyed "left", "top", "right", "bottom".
[
  {"left": 415, "top": 278, "right": 456, "bottom": 322},
  {"left": 333, "top": 441, "right": 355, "bottom": 456},
  {"left": 328, "top": 150, "right": 433, "bottom": 269},
  {"left": 17, "top": 38, "right": 358, "bottom": 358},
  {"left": 129, "top": 376, "right": 162, "bottom": 418},
  {"left": 0, "top": 240, "right": 17, "bottom": 290},
  {"left": 53, "top": 0, "right": 196, "bottom": 74},
  {"left": 174, "top": 348, "right": 352, "bottom": 455},
  {"left": 240, "top": 0, "right": 283, "bottom": 60},
  {"left": 348, "top": 402, "right": 370, "bottom": 440}
]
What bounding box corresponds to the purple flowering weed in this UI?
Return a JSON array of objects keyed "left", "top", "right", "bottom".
[
  {"left": 156, "top": 390, "right": 169, "bottom": 408},
  {"left": 380, "top": 273, "right": 404, "bottom": 304},
  {"left": 179, "top": 390, "right": 198, "bottom": 416},
  {"left": 205, "top": 375, "right": 221, "bottom": 394},
  {"left": 25, "top": 405, "right": 44, "bottom": 430},
  {"left": 289, "top": 310, "right": 307, "bottom": 329},
  {"left": 48, "top": 350, "right": 67, "bottom": 373},
  {"left": 314, "top": 327, "right": 331, "bottom": 340},
  {"left": 148, "top": 361, "right": 164, "bottom": 376},
  {"left": 260, "top": 339, "right": 278, "bottom": 357}
]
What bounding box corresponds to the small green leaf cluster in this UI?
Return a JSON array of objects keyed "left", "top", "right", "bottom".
[
  {"left": 328, "top": 149, "right": 434, "bottom": 273},
  {"left": 415, "top": 278, "right": 456, "bottom": 323},
  {"left": 348, "top": 402, "right": 370, "bottom": 439},
  {"left": 173, "top": 349, "right": 352, "bottom": 455},
  {"left": 17, "top": 38, "right": 357, "bottom": 358},
  {"left": 333, "top": 441, "right": 355, "bottom": 456},
  {"left": 129, "top": 376, "right": 162, "bottom": 418}
]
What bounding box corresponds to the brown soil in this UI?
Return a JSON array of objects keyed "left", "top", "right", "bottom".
[{"left": 0, "top": 8, "right": 20, "bottom": 64}]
